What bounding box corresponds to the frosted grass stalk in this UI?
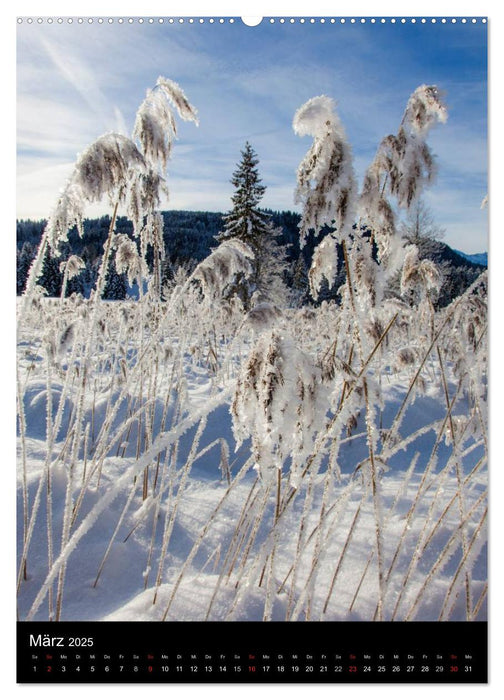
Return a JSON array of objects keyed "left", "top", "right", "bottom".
[
  {"left": 26, "top": 449, "right": 159, "bottom": 621},
  {"left": 203, "top": 483, "right": 262, "bottom": 620},
  {"left": 440, "top": 507, "right": 487, "bottom": 621},
  {"left": 472, "top": 583, "right": 487, "bottom": 620},
  {"left": 71, "top": 397, "right": 159, "bottom": 528},
  {"left": 55, "top": 358, "right": 90, "bottom": 620},
  {"left": 17, "top": 319, "right": 81, "bottom": 594},
  {"left": 262, "top": 526, "right": 280, "bottom": 621},
  {"left": 85, "top": 318, "right": 164, "bottom": 468},
  {"left": 384, "top": 272, "right": 487, "bottom": 453},
  {"left": 223, "top": 481, "right": 261, "bottom": 574},
  {"left": 152, "top": 358, "right": 179, "bottom": 491},
  {"left": 228, "top": 483, "right": 273, "bottom": 589},
  {"left": 383, "top": 467, "right": 453, "bottom": 618},
  {"left": 81, "top": 423, "right": 90, "bottom": 485},
  {"left": 144, "top": 447, "right": 172, "bottom": 590},
  {"left": 16, "top": 368, "right": 29, "bottom": 583},
  {"left": 160, "top": 455, "right": 255, "bottom": 621},
  {"left": 226, "top": 468, "right": 329, "bottom": 620},
  {"left": 299, "top": 438, "right": 344, "bottom": 619},
  {"left": 26, "top": 390, "right": 231, "bottom": 621},
  {"left": 421, "top": 455, "right": 486, "bottom": 555},
  {"left": 292, "top": 480, "right": 361, "bottom": 620},
  {"left": 384, "top": 391, "right": 461, "bottom": 620},
  {"left": 403, "top": 490, "right": 487, "bottom": 621},
  {"left": 152, "top": 416, "right": 208, "bottom": 604},
  {"left": 277, "top": 312, "right": 397, "bottom": 520},
  {"left": 437, "top": 345, "right": 472, "bottom": 617},
  {"left": 44, "top": 353, "right": 55, "bottom": 620},
  {"left": 347, "top": 454, "right": 420, "bottom": 615},
  {"left": 284, "top": 472, "right": 316, "bottom": 619},
  {"left": 93, "top": 477, "right": 140, "bottom": 588},
  {"left": 388, "top": 446, "right": 477, "bottom": 620},
  {"left": 362, "top": 379, "right": 385, "bottom": 620}
]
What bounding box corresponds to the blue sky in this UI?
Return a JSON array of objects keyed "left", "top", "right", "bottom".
[{"left": 16, "top": 16, "right": 488, "bottom": 253}]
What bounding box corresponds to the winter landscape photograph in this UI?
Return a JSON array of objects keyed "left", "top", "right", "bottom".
[{"left": 16, "top": 16, "right": 488, "bottom": 625}]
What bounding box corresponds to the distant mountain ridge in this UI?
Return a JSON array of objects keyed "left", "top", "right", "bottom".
[{"left": 453, "top": 249, "right": 488, "bottom": 267}]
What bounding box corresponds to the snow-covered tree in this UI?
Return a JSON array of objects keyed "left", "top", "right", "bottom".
[
  {"left": 217, "top": 142, "right": 288, "bottom": 308},
  {"left": 290, "top": 254, "right": 310, "bottom": 307},
  {"left": 102, "top": 257, "right": 127, "bottom": 300},
  {"left": 218, "top": 142, "right": 269, "bottom": 250},
  {"left": 38, "top": 247, "right": 62, "bottom": 297},
  {"left": 400, "top": 198, "right": 445, "bottom": 256},
  {"left": 17, "top": 241, "right": 35, "bottom": 295}
]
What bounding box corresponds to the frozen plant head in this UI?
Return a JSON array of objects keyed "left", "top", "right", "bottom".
[
  {"left": 293, "top": 95, "right": 356, "bottom": 247},
  {"left": 60, "top": 255, "right": 85, "bottom": 280},
  {"left": 400, "top": 245, "right": 442, "bottom": 300},
  {"left": 359, "top": 165, "right": 397, "bottom": 262},
  {"left": 133, "top": 76, "right": 199, "bottom": 173},
  {"left": 308, "top": 235, "right": 339, "bottom": 298},
  {"left": 46, "top": 183, "right": 87, "bottom": 249},
  {"left": 45, "top": 134, "right": 146, "bottom": 250},
  {"left": 383, "top": 84, "right": 447, "bottom": 209},
  {"left": 139, "top": 212, "right": 165, "bottom": 261},
  {"left": 127, "top": 169, "right": 167, "bottom": 234},
  {"left": 156, "top": 77, "right": 200, "bottom": 125},
  {"left": 402, "top": 85, "right": 448, "bottom": 137},
  {"left": 115, "top": 235, "right": 146, "bottom": 286},
  {"left": 244, "top": 302, "right": 282, "bottom": 332},
  {"left": 231, "top": 330, "right": 325, "bottom": 486},
  {"left": 292, "top": 95, "right": 338, "bottom": 138},
  {"left": 188, "top": 239, "right": 254, "bottom": 301},
  {"left": 359, "top": 83, "right": 448, "bottom": 259},
  {"left": 73, "top": 133, "right": 145, "bottom": 204}
]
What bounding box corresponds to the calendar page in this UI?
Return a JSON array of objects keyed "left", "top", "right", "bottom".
[{"left": 16, "top": 13, "right": 488, "bottom": 683}]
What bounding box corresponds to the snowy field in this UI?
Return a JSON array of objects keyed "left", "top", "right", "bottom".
[
  {"left": 16, "top": 80, "right": 487, "bottom": 625},
  {"left": 16, "top": 285, "right": 487, "bottom": 624}
]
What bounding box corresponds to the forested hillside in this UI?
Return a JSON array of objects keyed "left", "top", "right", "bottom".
[
  {"left": 16, "top": 209, "right": 485, "bottom": 306},
  {"left": 17, "top": 81, "right": 487, "bottom": 625}
]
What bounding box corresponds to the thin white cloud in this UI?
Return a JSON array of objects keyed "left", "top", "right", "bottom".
[
  {"left": 15, "top": 20, "right": 488, "bottom": 254},
  {"left": 431, "top": 128, "right": 487, "bottom": 180},
  {"left": 17, "top": 95, "right": 100, "bottom": 157},
  {"left": 16, "top": 160, "right": 74, "bottom": 221},
  {"left": 39, "top": 36, "right": 127, "bottom": 134}
]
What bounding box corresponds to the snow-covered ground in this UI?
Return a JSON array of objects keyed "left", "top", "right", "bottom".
[{"left": 16, "top": 293, "right": 488, "bottom": 623}]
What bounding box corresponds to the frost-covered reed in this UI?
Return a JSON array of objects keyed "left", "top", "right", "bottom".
[{"left": 17, "top": 82, "right": 487, "bottom": 624}]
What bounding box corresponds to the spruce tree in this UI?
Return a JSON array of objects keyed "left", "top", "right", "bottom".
[
  {"left": 39, "top": 247, "right": 62, "bottom": 297},
  {"left": 103, "top": 257, "right": 127, "bottom": 300},
  {"left": 291, "top": 254, "right": 310, "bottom": 307},
  {"left": 17, "top": 242, "right": 36, "bottom": 295},
  {"left": 218, "top": 142, "right": 288, "bottom": 308}
]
